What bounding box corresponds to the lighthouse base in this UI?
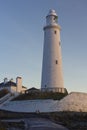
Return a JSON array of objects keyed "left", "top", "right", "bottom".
[{"left": 41, "top": 87, "right": 67, "bottom": 93}]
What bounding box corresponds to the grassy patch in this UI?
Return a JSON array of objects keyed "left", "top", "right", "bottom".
[
  {"left": 0, "top": 89, "right": 9, "bottom": 98},
  {"left": 48, "top": 112, "right": 87, "bottom": 130},
  {"left": 13, "top": 91, "right": 68, "bottom": 101}
]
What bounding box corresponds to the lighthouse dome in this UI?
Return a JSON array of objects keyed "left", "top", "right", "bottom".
[{"left": 48, "top": 9, "right": 57, "bottom": 16}]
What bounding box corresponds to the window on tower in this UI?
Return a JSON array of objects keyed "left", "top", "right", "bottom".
[
  {"left": 59, "top": 41, "right": 61, "bottom": 46},
  {"left": 54, "top": 30, "right": 57, "bottom": 34},
  {"left": 53, "top": 16, "right": 58, "bottom": 23},
  {"left": 56, "top": 60, "right": 58, "bottom": 64}
]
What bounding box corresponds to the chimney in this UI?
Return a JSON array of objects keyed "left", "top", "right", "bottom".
[
  {"left": 10, "top": 78, "right": 13, "bottom": 82},
  {"left": 16, "top": 77, "right": 22, "bottom": 93},
  {"left": 4, "top": 78, "right": 8, "bottom": 84}
]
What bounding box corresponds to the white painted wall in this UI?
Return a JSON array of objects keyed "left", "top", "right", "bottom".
[{"left": 11, "top": 86, "right": 16, "bottom": 93}]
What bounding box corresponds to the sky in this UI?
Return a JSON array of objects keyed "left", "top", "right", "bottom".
[{"left": 0, "top": 0, "right": 87, "bottom": 93}]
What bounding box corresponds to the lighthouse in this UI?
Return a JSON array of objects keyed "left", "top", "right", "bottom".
[{"left": 41, "top": 9, "right": 66, "bottom": 93}]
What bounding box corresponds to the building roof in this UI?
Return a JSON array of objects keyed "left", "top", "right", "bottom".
[
  {"left": 0, "top": 81, "right": 27, "bottom": 88},
  {"left": 22, "top": 86, "right": 27, "bottom": 89},
  {"left": 25, "top": 87, "right": 40, "bottom": 93},
  {"left": 0, "top": 81, "right": 16, "bottom": 88}
]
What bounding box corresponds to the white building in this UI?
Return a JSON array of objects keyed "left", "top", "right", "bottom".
[
  {"left": 41, "top": 10, "right": 66, "bottom": 93},
  {"left": 0, "top": 77, "right": 27, "bottom": 93}
]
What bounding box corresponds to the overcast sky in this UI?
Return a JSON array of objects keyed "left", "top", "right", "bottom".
[{"left": 0, "top": 0, "right": 87, "bottom": 93}]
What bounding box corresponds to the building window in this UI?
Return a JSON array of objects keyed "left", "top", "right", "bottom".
[
  {"left": 56, "top": 60, "right": 58, "bottom": 64},
  {"left": 54, "top": 30, "right": 57, "bottom": 34},
  {"left": 59, "top": 41, "right": 61, "bottom": 46}
]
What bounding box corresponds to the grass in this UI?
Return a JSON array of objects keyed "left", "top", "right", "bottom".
[
  {"left": 13, "top": 91, "right": 68, "bottom": 101},
  {"left": 0, "top": 120, "right": 25, "bottom": 130},
  {"left": 0, "top": 89, "right": 9, "bottom": 98},
  {"left": 48, "top": 112, "right": 87, "bottom": 130},
  {"left": 0, "top": 111, "right": 87, "bottom": 130}
]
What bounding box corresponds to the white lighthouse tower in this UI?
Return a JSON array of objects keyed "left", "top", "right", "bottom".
[{"left": 41, "top": 9, "right": 66, "bottom": 93}]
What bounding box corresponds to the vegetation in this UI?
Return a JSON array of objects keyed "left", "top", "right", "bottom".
[
  {"left": 0, "top": 120, "right": 25, "bottom": 130},
  {"left": 13, "top": 91, "right": 68, "bottom": 101},
  {"left": 0, "top": 111, "right": 87, "bottom": 129},
  {"left": 0, "top": 89, "right": 9, "bottom": 98},
  {"left": 48, "top": 112, "right": 87, "bottom": 130},
  {"left": 0, "top": 121, "right": 6, "bottom": 130}
]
